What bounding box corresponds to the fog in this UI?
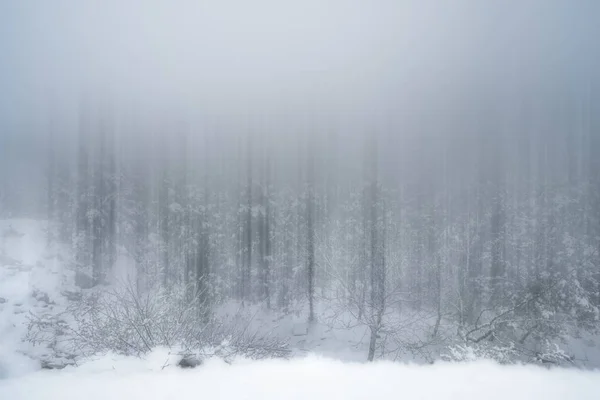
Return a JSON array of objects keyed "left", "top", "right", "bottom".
[
  {"left": 1, "top": 0, "right": 600, "bottom": 366},
  {"left": 4, "top": 1, "right": 598, "bottom": 120},
  {"left": 3, "top": 0, "right": 599, "bottom": 199}
]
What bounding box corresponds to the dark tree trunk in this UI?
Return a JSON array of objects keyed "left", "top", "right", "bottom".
[
  {"left": 76, "top": 110, "right": 90, "bottom": 273},
  {"left": 47, "top": 128, "right": 56, "bottom": 245},
  {"left": 264, "top": 151, "right": 272, "bottom": 309},
  {"left": 107, "top": 128, "right": 117, "bottom": 271},
  {"left": 307, "top": 141, "right": 315, "bottom": 323},
  {"left": 244, "top": 136, "right": 253, "bottom": 304},
  {"left": 158, "top": 137, "right": 170, "bottom": 288},
  {"left": 367, "top": 135, "right": 384, "bottom": 362},
  {"left": 92, "top": 125, "right": 106, "bottom": 286}
]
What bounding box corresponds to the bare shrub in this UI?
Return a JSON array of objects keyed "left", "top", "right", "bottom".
[{"left": 27, "top": 280, "right": 289, "bottom": 362}]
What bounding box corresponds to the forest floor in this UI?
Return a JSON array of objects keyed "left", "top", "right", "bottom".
[
  {"left": 2, "top": 218, "right": 600, "bottom": 383},
  {"left": 0, "top": 219, "right": 79, "bottom": 378},
  {"left": 1, "top": 348, "right": 600, "bottom": 400}
]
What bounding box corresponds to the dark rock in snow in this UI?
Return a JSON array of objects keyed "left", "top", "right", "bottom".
[
  {"left": 178, "top": 356, "right": 203, "bottom": 369},
  {"left": 41, "top": 361, "right": 72, "bottom": 370},
  {"left": 0, "top": 297, "right": 6, "bottom": 304}
]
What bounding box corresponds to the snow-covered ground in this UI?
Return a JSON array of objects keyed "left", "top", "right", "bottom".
[
  {"left": 0, "top": 218, "right": 382, "bottom": 377},
  {"left": 0, "top": 220, "right": 77, "bottom": 378},
  {"left": 2, "top": 218, "right": 600, "bottom": 399},
  {"left": 1, "top": 349, "right": 600, "bottom": 400},
  {"left": 214, "top": 300, "right": 378, "bottom": 362}
]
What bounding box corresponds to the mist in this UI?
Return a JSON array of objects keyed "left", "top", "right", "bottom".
[{"left": 1, "top": 0, "right": 600, "bottom": 369}]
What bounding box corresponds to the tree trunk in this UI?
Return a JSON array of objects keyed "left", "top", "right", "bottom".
[{"left": 307, "top": 141, "right": 315, "bottom": 323}]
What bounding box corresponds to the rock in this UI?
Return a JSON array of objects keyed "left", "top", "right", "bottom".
[
  {"left": 0, "top": 297, "right": 6, "bottom": 304},
  {"left": 41, "top": 360, "right": 72, "bottom": 370},
  {"left": 40, "top": 353, "right": 77, "bottom": 370},
  {"left": 178, "top": 356, "right": 203, "bottom": 369}
]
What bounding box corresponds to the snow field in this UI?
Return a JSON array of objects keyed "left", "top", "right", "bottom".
[{"left": 1, "top": 349, "right": 600, "bottom": 400}]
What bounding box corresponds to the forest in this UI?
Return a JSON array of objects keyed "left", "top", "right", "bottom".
[
  {"left": 0, "top": 92, "right": 594, "bottom": 365},
  {"left": 1, "top": 0, "right": 599, "bottom": 370}
]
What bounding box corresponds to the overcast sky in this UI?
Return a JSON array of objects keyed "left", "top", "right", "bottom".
[
  {"left": 2, "top": 0, "right": 598, "bottom": 122},
  {"left": 0, "top": 0, "right": 599, "bottom": 190},
  {"left": 0, "top": 0, "right": 598, "bottom": 216}
]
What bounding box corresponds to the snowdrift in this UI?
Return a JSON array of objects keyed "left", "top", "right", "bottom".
[
  {"left": 1, "top": 350, "right": 600, "bottom": 400},
  {"left": 0, "top": 220, "right": 74, "bottom": 378}
]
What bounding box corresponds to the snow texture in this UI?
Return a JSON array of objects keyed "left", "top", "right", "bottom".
[
  {"left": 3, "top": 217, "right": 600, "bottom": 397},
  {"left": 0, "top": 220, "right": 74, "bottom": 378},
  {"left": 292, "top": 322, "right": 308, "bottom": 336},
  {"left": 1, "top": 349, "right": 600, "bottom": 400}
]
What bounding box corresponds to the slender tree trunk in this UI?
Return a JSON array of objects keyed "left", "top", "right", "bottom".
[
  {"left": 307, "top": 142, "right": 315, "bottom": 323},
  {"left": 244, "top": 136, "right": 253, "bottom": 304},
  {"left": 158, "top": 150, "right": 169, "bottom": 288},
  {"left": 107, "top": 127, "right": 117, "bottom": 270},
  {"left": 367, "top": 135, "right": 384, "bottom": 362},
  {"left": 92, "top": 126, "right": 106, "bottom": 285},
  {"left": 76, "top": 110, "right": 90, "bottom": 275},
  {"left": 264, "top": 152, "right": 272, "bottom": 309},
  {"left": 47, "top": 128, "right": 56, "bottom": 246}
]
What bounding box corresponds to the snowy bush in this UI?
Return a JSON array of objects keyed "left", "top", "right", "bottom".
[
  {"left": 443, "top": 340, "right": 574, "bottom": 366},
  {"left": 443, "top": 343, "right": 519, "bottom": 364},
  {"left": 27, "top": 281, "right": 290, "bottom": 363}
]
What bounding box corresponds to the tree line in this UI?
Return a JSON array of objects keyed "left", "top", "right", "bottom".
[{"left": 41, "top": 96, "right": 600, "bottom": 362}]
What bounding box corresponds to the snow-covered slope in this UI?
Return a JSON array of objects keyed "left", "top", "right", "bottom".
[
  {"left": 1, "top": 349, "right": 600, "bottom": 400},
  {"left": 0, "top": 220, "right": 73, "bottom": 378},
  {"left": 2, "top": 217, "right": 600, "bottom": 384}
]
